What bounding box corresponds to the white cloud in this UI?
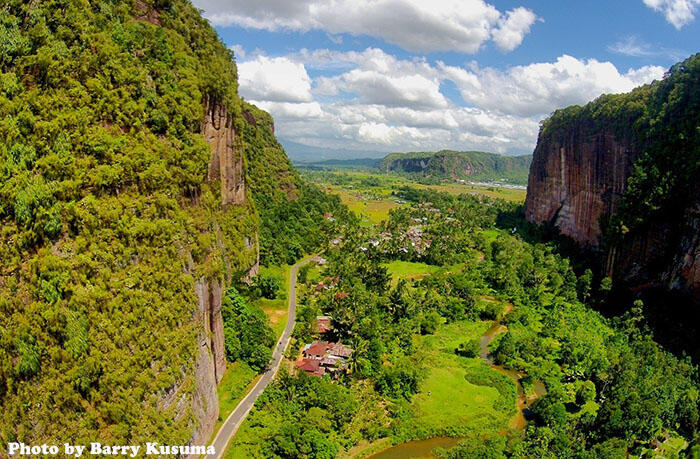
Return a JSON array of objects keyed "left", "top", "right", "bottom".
[
  {"left": 237, "top": 56, "right": 313, "bottom": 103},
  {"left": 235, "top": 48, "right": 664, "bottom": 155},
  {"left": 643, "top": 0, "right": 700, "bottom": 28},
  {"left": 441, "top": 55, "right": 665, "bottom": 117},
  {"left": 192, "top": 0, "right": 536, "bottom": 54},
  {"left": 229, "top": 44, "right": 246, "bottom": 59},
  {"left": 608, "top": 36, "right": 687, "bottom": 62},
  {"left": 491, "top": 7, "right": 538, "bottom": 52},
  {"left": 249, "top": 101, "right": 324, "bottom": 120}
]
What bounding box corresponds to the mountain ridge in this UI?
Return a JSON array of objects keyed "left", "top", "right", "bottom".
[{"left": 380, "top": 150, "right": 532, "bottom": 185}]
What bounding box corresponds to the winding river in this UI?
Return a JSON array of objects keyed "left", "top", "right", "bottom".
[{"left": 368, "top": 306, "right": 545, "bottom": 458}]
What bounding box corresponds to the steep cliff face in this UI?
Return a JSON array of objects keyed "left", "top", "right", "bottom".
[
  {"left": 524, "top": 128, "right": 641, "bottom": 245},
  {"left": 203, "top": 97, "right": 246, "bottom": 206},
  {"left": 525, "top": 54, "right": 700, "bottom": 305}
]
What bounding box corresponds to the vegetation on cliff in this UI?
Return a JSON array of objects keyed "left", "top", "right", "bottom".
[{"left": 532, "top": 53, "right": 700, "bottom": 362}]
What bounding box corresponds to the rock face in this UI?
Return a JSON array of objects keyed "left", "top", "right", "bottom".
[
  {"left": 202, "top": 97, "right": 246, "bottom": 206},
  {"left": 525, "top": 120, "right": 700, "bottom": 302},
  {"left": 524, "top": 127, "right": 641, "bottom": 246},
  {"left": 185, "top": 99, "right": 257, "bottom": 454}
]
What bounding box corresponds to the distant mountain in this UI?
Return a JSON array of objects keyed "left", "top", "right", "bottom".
[
  {"left": 279, "top": 138, "right": 386, "bottom": 162},
  {"left": 380, "top": 150, "right": 532, "bottom": 185},
  {"left": 294, "top": 158, "right": 383, "bottom": 170}
]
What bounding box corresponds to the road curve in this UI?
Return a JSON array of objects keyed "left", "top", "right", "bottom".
[{"left": 209, "top": 257, "right": 313, "bottom": 458}]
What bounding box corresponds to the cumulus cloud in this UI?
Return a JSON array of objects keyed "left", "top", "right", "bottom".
[
  {"left": 440, "top": 55, "right": 665, "bottom": 117},
  {"left": 491, "top": 7, "right": 538, "bottom": 52},
  {"left": 192, "top": 0, "right": 536, "bottom": 53},
  {"left": 234, "top": 48, "right": 664, "bottom": 155},
  {"left": 643, "top": 0, "right": 700, "bottom": 28},
  {"left": 229, "top": 44, "right": 246, "bottom": 59},
  {"left": 237, "top": 56, "right": 313, "bottom": 103}
]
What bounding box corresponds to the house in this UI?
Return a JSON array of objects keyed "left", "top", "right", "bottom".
[
  {"left": 297, "top": 340, "right": 353, "bottom": 377},
  {"left": 315, "top": 316, "right": 332, "bottom": 334},
  {"left": 296, "top": 358, "right": 325, "bottom": 377},
  {"left": 312, "top": 255, "right": 327, "bottom": 265}
]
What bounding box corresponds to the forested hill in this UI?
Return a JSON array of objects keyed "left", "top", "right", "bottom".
[
  {"left": 380, "top": 150, "right": 532, "bottom": 185},
  {"left": 0, "top": 0, "right": 340, "bottom": 451}
]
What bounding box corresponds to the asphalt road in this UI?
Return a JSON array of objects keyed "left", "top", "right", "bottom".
[{"left": 209, "top": 256, "right": 312, "bottom": 459}]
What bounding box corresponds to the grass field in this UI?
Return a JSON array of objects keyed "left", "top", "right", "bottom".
[
  {"left": 254, "top": 265, "right": 291, "bottom": 337},
  {"left": 330, "top": 187, "right": 403, "bottom": 224},
  {"left": 306, "top": 171, "right": 526, "bottom": 223},
  {"left": 383, "top": 261, "right": 443, "bottom": 285},
  {"left": 395, "top": 320, "right": 515, "bottom": 440},
  {"left": 212, "top": 362, "right": 260, "bottom": 435}
]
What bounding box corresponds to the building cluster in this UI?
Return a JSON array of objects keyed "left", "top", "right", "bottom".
[{"left": 296, "top": 339, "right": 353, "bottom": 377}]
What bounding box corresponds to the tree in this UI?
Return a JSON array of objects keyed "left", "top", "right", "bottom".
[{"left": 455, "top": 338, "right": 480, "bottom": 358}]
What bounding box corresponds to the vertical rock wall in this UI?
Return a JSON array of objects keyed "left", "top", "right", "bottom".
[
  {"left": 202, "top": 97, "right": 246, "bottom": 206},
  {"left": 524, "top": 128, "right": 640, "bottom": 246},
  {"left": 185, "top": 98, "right": 259, "bottom": 455},
  {"left": 524, "top": 123, "right": 700, "bottom": 301}
]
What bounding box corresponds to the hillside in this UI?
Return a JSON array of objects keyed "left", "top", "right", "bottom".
[
  {"left": 380, "top": 150, "right": 532, "bottom": 185},
  {"left": 0, "top": 0, "right": 336, "bottom": 451},
  {"left": 525, "top": 53, "right": 700, "bottom": 356}
]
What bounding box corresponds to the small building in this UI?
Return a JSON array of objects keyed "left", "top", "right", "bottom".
[
  {"left": 296, "top": 358, "right": 325, "bottom": 377},
  {"left": 297, "top": 340, "right": 353, "bottom": 377},
  {"left": 315, "top": 316, "right": 332, "bottom": 334}
]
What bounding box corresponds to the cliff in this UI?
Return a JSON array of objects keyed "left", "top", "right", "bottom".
[
  {"left": 0, "top": 0, "right": 279, "bottom": 453},
  {"left": 380, "top": 150, "right": 532, "bottom": 185},
  {"left": 524, "top": 127, "right": 641, "bottom": 246},
  {"left": 525, "top": 53, "right": 700, "bottom": 304}
]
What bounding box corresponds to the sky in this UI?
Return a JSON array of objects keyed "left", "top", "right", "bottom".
[{"left": 190, "top": 0, "right": 700, "bottom": 159}]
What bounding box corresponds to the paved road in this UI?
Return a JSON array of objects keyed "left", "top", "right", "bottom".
[{"left": 210, "top": 257, "right": 312, "bottom": 458}]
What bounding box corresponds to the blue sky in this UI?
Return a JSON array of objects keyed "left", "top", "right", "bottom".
[{"left": 191, "top": 0, "right": 700, "bottom": 159}]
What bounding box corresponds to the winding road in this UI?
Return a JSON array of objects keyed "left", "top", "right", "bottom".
[{"left": 209, "top": 257, "right": 312, "bottom": 459}]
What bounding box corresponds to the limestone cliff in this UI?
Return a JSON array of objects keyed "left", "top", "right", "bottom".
[
  {"left": 203, "top": 97, "right": 246, "bottom": 206},
  {"left": 524, "top": 128, "right": 641, "bottom": 246},
  {"left": 524, "top": 54, "right": 700, "bottom": 304}
]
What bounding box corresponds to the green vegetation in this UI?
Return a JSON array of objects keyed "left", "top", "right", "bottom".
[
  {"left": 301, "top": 171, "right": 526, "bottom": 228},
  {"left": 229, "top": 183, "right": 699, "bottom": 458},
  {"left": 215, "top": 362, "right": 259, "bottom": 433},
  {"left": 393, "top": 320, "right": 513, "bottom": 441},
  {"left": 383, "top": 261, "right": 442, "bottom": 285},
  {"left": 222, "top": 288, "right": 275, "bottom": 371},
  {"left": 379, "top": 150, "right": 532, "bottom": 185},
  {"left": 0, "top": 0, "right": 264, "bottom": 447}
]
